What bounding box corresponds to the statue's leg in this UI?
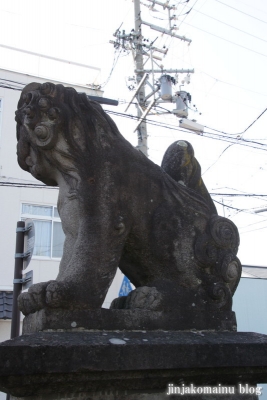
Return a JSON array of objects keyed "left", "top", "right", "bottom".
[
  {"left": 18, "top": 216, "right": 129, "bottom": 314},
  {"left": 18, "top": 233, "right": 78, "bottom": 315}
]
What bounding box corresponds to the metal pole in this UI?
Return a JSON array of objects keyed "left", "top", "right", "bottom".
[
  {"left": 134, "top": 0, "right": 148, "bottom": 156},
  {"left": 10, "top": 221, "right": 24, "bottom": 339},
  {"left": 6, "top": 221, "right": 24, "bottom": 400}
]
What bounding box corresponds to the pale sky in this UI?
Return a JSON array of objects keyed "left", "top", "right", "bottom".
[{"left": 0, "top": 0, "right": 267, "bottom": 266}]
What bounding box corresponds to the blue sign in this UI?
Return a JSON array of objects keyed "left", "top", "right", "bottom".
[{"left": 119, "top": 276, "right": 132, "bottom": 297}]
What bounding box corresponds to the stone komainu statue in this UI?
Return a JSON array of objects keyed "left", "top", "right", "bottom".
[{"left": 15, "top": 82, "right": 241, "bottom": 318}]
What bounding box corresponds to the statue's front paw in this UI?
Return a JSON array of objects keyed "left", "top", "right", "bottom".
[
  {"left": 18, "top": 292, "right": 36, "bottom": 315},
  {"left": 18, "top": 281, "right": 53, "bottom": 315},
  {"left": 125, "top": 286, "right": 163, "bottom": 311},
  {"left": 46, "top": 281, "right": 72, "bottom": 308}
]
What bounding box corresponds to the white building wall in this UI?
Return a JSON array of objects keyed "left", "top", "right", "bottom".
[{"left": 233, "top": 278, "right": 267, "bottom": 399}]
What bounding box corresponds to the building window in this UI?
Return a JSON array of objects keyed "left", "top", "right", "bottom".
[{"left": 21, "top": 204, "right": 65, "bottom": 259}]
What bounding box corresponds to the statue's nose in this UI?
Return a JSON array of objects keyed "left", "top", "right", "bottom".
[{"left": 25, "top": 106, "right": 35, "bottom": 119}]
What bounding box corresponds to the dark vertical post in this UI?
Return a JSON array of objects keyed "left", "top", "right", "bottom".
[
  {"left": 6, "top": 221, "right": 25, "bottom": 400},
  {"left": 10, "top": 221, "right": 25, "bottom": 339}
]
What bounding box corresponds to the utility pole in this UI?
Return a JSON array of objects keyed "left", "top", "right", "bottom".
[
  {"left": 134, "top": 0, "right": 148, "bottom": 156},
  {"left": 110, "top": 0, "right": 197, "bottom": 157}
]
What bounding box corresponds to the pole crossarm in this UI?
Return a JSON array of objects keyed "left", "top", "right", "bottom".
[
  {"left": 145, "top": 0, "right": 176, "bottom": 10},
  {"left": 136, "top": 68, "right": 194, "bottom": 74},
  {"left": 141, "top": 20, "right": 192, "bottom": 43},
  {"left": 141, "top": 43, "right": 168, "bottom": 55}
]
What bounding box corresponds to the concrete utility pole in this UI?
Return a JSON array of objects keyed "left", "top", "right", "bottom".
[
  {"left": 110, "top": 0, "right": 194, "bottom": 156},
  {"left": 134, "top": 0, "right": 148, "bottom": 156}
]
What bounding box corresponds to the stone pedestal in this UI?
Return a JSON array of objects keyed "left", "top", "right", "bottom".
[
  {"left": 22, "top": 307, "right": 237, "bottom": 333},
  {"left": 1, "top": 330, "right": 267, "bottom": 399}
]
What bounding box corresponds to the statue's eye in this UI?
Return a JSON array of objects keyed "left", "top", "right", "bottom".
[
  {"left": 34, "top": 125, "right": 49, "bottom": 141},
  {"left": 33, "top": 124, "right": 57, "bottom": 149},
  {"left": 48, "top": 108, "right": 59, "bottom": 120},
  {"left": 38, "top": 98, "right": 50, "bottom": 111}
]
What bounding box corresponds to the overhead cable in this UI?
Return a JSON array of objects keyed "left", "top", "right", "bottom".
[
  {"left": 182, "top": 20, "right": 267, "bottom": 59},
  {"left": 2, "top": 181, "right": 267, "bottom": 199},
  {"left": 0, "top": 181, "right": 58, "bottom": 189},
  {"left": 205, "top": 108, "right": 267, "bottom": 136},
  {"left": 105, "top": 109, "right": 267, "bottom": 151},
  {"left": 198, "top": 71, "right": 267, "bottom": 98},
  {"left": 214, "top": 0, "right": 267, "bottom": 25},
  {"left": 202, "top": 144, "right": 234, "bottom": 175},
  {"left": 192, "top": 9, "right": 267, "bottom": 44},
  {"left": 210, "top": 193, "right": 267, "bottom": 197}
]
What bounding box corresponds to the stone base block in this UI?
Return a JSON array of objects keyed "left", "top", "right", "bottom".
[
  {"left": 9, "top": 391, "right": 260, "bottom": 400},
  {"left": 22, "top": 307, "right": 237, "bottom": 333},
  {"left": 1, "top": 331, "right": 267, "bottom": 399}
]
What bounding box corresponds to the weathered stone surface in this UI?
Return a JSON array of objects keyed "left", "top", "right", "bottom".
[
  {"left": 1, "top": 331, "right": 267, "bottom": 398},
  {"left": 22, "top": 307, "right": 237, "bottom": 333},
  {"left": 9, "top": 391, "right": 259, "bottom": 400},
  {"left": 15, "top": 82, "right": 241, "bottom": 326}
]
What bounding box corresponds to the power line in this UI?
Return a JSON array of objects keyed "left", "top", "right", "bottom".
[
  {"left": 99, "top": 48, "right": 123, "bottom": 88},
  {"left": 239, "top": 218, "right": 267, "bottom": 230},
  {"left": 213, "top": 186, "right": 265, "bottom": 195},
  {"left": 205, "top": 108, "right": 267, "bottom": 137},
  {"left": 212, "top": 199, "right": 259, "bottom": 215},
  {"left": 202, "top": 131, "right": 267, "bottom": 151},
  {"left": 242, "top": 108, "right": 267, "bottom": 135},
  {"left": 0, "top": 78, "right": 25, "bottom": 86},
  {"left": 0, "top": 83, "right": 23, "bottom": 91},
  {"left": 240, "top": 225, "right": 267, "bottom": 234},
  {"left": 202, "top": 144, "right": 234, "bottom": 175},
  {"left": 106, "top": 109, "right": 267, "bottom": 151},
  {"left": 215, "top": 0, "right": 267, "bottom": 25},
  {"left": 197, "top": 71, "right": 267, "bottom": 99},
  {"left": 1, "top": 77, "right": 267, "bottom": 153},
  {"left": 2, "top": 73, "right": 266, "bottom": 149},
  {"left": 234, "top": 0, "right": 267, "bottom": 16},
  {"left": 182, "top": 20, "right": 267, "bottom": 59},
  {"left": 210, "top": 193, "right": 267, "bottom": 197},
  {"left": 192, "top": 8, "right": 267, "bottom": 44},
  {"left": 185, "top": 47, "right": 267, "bottom": 106},
  {"left": 177, "top": 0, "right": 200, "bottom": 29},
  {"left": 0, "top": 182, "right": 58, "bottom": 189},
  {"left": 3, "top": 181, "right": 267, "bottom": 198}
]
